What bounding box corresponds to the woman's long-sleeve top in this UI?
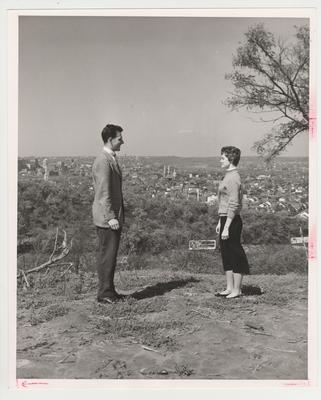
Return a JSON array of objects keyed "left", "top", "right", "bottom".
[{"left": 218, "top": 169, "right": 243, "bottom": 219}]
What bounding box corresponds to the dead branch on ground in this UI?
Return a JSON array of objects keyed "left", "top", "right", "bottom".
[{"left": 17, "top": 229, "right": 73, "bottom": 278}]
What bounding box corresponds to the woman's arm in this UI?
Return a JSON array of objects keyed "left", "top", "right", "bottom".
[
  {"left": 221, "top": 177, "right": 240, "bottom": 239},
  {"left": 226, "top": 179, "right": 240, "bottom": 220},
  {"left": 223, "top": 216, "right": 233, "bottom": 230}
]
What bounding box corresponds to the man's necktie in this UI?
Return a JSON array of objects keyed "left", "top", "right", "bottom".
[{"left": 114, "top": 155, "right": 121, "bottom": 175}]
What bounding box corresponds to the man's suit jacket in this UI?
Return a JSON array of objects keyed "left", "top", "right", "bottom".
[{"left": 92, "top": 151, "right": 125, "bottom": 228}]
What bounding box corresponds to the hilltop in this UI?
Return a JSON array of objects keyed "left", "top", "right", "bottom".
[{"left": 17, "top": 268, "right": 307, "bottom": 380}]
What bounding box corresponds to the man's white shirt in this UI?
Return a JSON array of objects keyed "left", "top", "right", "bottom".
[{"left": 103, "top": 146, "right": 116, "bottom": 160}]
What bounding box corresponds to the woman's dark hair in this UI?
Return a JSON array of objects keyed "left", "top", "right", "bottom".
[
  {"left": 101, "top": 124, "right": 123, "bottom": 143},
  {"left": 221, "top": 146, "right": 241, "bottom": 166}
]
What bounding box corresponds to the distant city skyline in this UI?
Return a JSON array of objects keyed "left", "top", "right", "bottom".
[
  {"left": 19, "top": 16, "right": 309, "bottom": 158},
  {"left": 18, "top": 154, "right": 308, "bottom": 159}
]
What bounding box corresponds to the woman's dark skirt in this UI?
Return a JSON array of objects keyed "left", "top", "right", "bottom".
[{"left": 219, "top": 215, "right": 250, "bottom": 274}]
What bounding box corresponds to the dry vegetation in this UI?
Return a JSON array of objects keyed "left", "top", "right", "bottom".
[{"left": 17, "top": 265, "right": 308, "bottom": 380}]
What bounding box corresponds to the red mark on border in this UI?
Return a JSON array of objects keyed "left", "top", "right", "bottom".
[
  {"left": 16, "top": 379, "right": 48, "bottom": 389},
  {"left": 309, "top": 101, "right": 317, "bottom": 139},
  {"left": 309, "top": 226, "right": 317, "bottom": 260}
]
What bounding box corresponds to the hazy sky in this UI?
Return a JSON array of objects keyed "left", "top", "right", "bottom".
[{"left": 19, "top": 16, "right": 309, "bottom": 157}]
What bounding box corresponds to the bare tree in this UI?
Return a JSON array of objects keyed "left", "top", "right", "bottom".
[{"left": 225, "top": 24, "right": 309, "bottom": 161}]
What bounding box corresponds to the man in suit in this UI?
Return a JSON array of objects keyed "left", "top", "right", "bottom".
[{"left": 92, "top": 124, "right": 125, "bottom": 303}]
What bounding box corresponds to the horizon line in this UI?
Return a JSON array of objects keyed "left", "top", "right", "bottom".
[{"left": 18, "top": 154, "right": 309, "bottom": 159}]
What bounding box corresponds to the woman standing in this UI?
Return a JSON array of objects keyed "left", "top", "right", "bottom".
[{"left": 216, "top": 146, "right": 249, "bottom": 298}]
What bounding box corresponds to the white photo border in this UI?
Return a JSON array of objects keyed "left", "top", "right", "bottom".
[{"left": 1, "top": 1, "right": 319, "bottom": 399}]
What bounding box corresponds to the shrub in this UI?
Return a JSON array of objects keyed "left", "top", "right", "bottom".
[{"left": 246, "top": 245, "right": 307, "bottom": 274}]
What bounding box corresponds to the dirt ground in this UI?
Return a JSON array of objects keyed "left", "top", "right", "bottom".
[{"left": 17, "top": 269, "right": 308, "bottom": 380}]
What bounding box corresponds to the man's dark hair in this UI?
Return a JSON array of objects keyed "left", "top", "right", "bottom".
[
  {"left": 101, "top": 124, "right": 123, "bottom": 143},
  {"left": 221, "top": 146, "right": 241, "bottom": 166}
]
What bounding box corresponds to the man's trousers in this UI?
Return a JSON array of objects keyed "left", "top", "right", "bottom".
[{"left": 96, "top": 226, "right": 122, "bottom": 300}]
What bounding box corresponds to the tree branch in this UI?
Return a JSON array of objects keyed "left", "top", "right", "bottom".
[
  {"left": 254, "top": 38, "right": 308, "bottom": 121},
  {"left": 268, "top": 127, "right": 307, "bottom": 159},
  {"left": 17, "top": 229, "right": 73, "bottom": 277}
]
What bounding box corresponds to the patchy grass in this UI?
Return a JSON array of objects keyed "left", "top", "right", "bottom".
[
  {"left": 17, "top": 268, "right": 308, "bottom": 379},
  {"left": 29, "top": 303, "right": 70, "bottom": 326},
  {"left": 174, "top": 362, "right": 194, "bottom": 377}
]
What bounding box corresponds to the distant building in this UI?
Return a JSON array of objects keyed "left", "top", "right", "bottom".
[
  {"left": 257, "top": 201, "right": 273, "bottom": 212},
  {"left": 36, "top": 168, "right": 43, "bottom": 177},
  {"left": 188, "top": 187, "right": 200, "bottom": 201},
  {"left": 206, "top": 195, "right": 218, "bottom": 205},
  {"left": 171, "top": 184, "right": 183, "bottom": 192},
  {"left": 42, "top": 158, "right": 48, "bottom": 181},
  {"left": 18, "top": 159, "right": 27, "bottom": 172},
  {"left": 296, "top": 211, "right": 309, "bottom": 221}
]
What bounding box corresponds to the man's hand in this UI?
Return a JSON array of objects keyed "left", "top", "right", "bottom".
[
  {"left": 108, "top": 218, "right": 120, "bottom": 230},
  {"left": 221, "top": 227, "right": 229, "bottom": 240}
]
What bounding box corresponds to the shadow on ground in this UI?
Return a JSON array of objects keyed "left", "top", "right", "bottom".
[
  {"left": 242, "top": 284, "right": 263, "bottom": 296},
  {"left": 131, "top": 277, "right": 200, "bottom": 300}
]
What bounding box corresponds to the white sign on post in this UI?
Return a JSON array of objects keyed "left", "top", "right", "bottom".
[
  {"left": 290, "top": 237, "right": 308, "bottom": 245},
  {"left": 189, "top": 240, "right": 216, "bottom": 250}
]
